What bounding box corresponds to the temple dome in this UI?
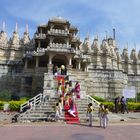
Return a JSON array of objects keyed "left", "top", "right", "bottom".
[{"left": 49, "top": 16, "right": 68, "bottom": 23}]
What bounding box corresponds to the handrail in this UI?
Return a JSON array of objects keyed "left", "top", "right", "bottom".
[
  {"left": 86, "top": 95, "right": 100, "bottom": 108},
  {"left": 20, "top": 93, "right": 43, "bottom": 112}
]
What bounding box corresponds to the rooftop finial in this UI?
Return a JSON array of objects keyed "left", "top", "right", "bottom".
[
  {"left": 96, "top": 34, "right": 98, "bottom": 39},
  {"left": 25, "top": 24, "right": 28, "bottom": 33},
  {"left": 105, "top": 31, "right": 108, "bottom": 39},
  {"left": 86, "top": 31, "right": 90, "bottom": 39},
  {"left": 15, "top": 22, "right": 18, "bottom": 32},
  {"left": 2, "top": 21, "right": 5, "bottom": 31},
  {"left": 134, "top": 43, "right": 136, "bottom": 51},
  {"left": 113, "top": 28, "right": 115, "bottom": 40},
  {"left": 126, "top": 42, "right": 128, "bottom": 50}
]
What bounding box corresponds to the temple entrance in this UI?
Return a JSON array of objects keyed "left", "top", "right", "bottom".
[{"left": 52, "top": 54, "right": 67, "bottom": 67}]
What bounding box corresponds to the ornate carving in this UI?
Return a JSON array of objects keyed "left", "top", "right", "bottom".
[
  {"left": 83, "top": 37, "right": 91, "bottom": 51},
  {"left": 0, "top": 31, "right": 8, "bottom": 46},
  {"left": 102, "top": 39, "right": 111, "bottom": 54},
  {"left": 23, "top": 32, "right": 30, "bottom": 45},
  {"left": 115, "top": 48, "right": 121, "bottom": 61},
  {"left": 130, "top": 48, "right": 137, "bottom": 61},
  {"left": 92, "top": 38, "right": 100, "bottom": 53},
  {"left": 122, "top": 48, "right": 129, "bottom": 61},
  {"left": 11, "top": 31, "right": 20, "bottom": 45}
]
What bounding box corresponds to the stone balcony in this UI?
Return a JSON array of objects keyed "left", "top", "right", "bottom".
[
  {"left": 47, "top": 29, "right": 68, "bottom": 36},
  {"left": 49, "top": 43, "right": 71, "bottom": 48},
  {"left": 46, "top": 43, "right": 75, "bottom": 53},
  {"left": 34, "top": 33, "right": 46, "bottom": 39},
  {"left": 24, "top": 48, "right": 45, "bottom": 57}
]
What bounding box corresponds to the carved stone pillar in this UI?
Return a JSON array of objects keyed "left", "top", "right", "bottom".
[
  {"left": 35, "top": 57, "right": 39, "bottom": 68},
  {"left": 78, "top": 61, "right": 81, "bottom": 69},
  {"left": 49, "top": 55, "right": 53, "bottom": 64},
  {"left": 24, "top": 59, "right": 28, "bottom": 69},
  {"left": 38, "top": 40, "right": 41, "bottom": 48},
  {"left": 69, "top": 56, "right": 72, "bottom": 65},
  {"left": 47, "top": 64, "right": 53, "bottom": 73},
  {"left": 66, "top": 39, "right": 69, "bottom": 48}
]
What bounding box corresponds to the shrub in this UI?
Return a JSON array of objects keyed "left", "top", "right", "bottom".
[
  {"left": 92, "top": 96, "right": 106, "bottom": 102},
  {"left": 100, "top": 102, "right": 114, "bottom": 111},
  {"left": 0, "top": 101, "right": 4, "bottom": 110},
  {"left": 127, "top": 102, "right": 140, "bottom": 111},
  {"left": 8, "top": 101, "right": 25, "bottom": 111}
]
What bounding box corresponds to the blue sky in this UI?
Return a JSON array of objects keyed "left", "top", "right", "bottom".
[{"left": 0, "top": 0, "right": 140, "bottom": 52}]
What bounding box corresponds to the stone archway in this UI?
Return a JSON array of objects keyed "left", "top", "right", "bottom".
[{"left": 52, "top": 54, "right": 68, "bottom": 67}]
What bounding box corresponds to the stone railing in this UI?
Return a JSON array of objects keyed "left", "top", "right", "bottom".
[
  {"left": 48, "top": 29, "right": 68, "bottom": 35},
  {"left": 20, "top": 93, "right": 43, "bottom": 112},
  {"left": 35, "top": 33, "right": 46, "bottom": 39},
  {"left": 49, "top": 43, "right": 71, "bottom": 48},
  {"left": 86, "top": 95, "right": 100, "bottom": 108},
  {"left": 25, "top": 48, "right": 45, "bottom": 57}
]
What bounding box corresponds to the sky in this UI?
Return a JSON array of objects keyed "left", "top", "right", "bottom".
[{"left": 0, "top": 0, "right": 140, "bottom": 53}]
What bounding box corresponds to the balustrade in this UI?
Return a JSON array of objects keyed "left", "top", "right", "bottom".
[
  {"left": 35, "top": 33, "right": 46, "bottom": 39},
  {"left": 48, "top": 29, "right": 68, "bottom": 35},
  {"left": 49, "top": 42, "right": 71, "bottom": 48}
]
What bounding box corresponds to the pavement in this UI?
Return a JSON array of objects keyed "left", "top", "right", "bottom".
[
  {"left": 0, "top": 111, "right": 140, "bottom": 124},
  {"left": 0, "top": 111, "right": 140, "bottom": 140}
]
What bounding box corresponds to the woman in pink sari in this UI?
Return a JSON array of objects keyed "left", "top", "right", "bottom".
[{"left": 74, "top": 82, "right": 81, "bottom": 99}]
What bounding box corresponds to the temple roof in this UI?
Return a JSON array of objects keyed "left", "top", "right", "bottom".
[{"left": 49, "top": 16, "right": 69, "bottom": 24}]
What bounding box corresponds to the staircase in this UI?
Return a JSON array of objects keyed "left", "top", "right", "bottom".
[
  {"left": 18, "top": 97, "right": 63, "bottom": 122},
  {"left": 76, "top": 95, "right": 100, "bottom": 122},
  {"left": 18, "top": 69, "right": 101, "bottom": 123}
]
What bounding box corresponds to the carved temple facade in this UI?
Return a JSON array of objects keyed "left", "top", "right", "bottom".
[{"left": 0, "top": 17, "right": 140, "bottom": 99}]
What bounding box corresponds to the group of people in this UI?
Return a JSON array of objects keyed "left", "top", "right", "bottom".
[
  {"left": 53, "top": 64, "right": 67, "bottom": 76},
  {"left": 87, "top": 103, "right": 109, "bottom": 128},
  {"left": 55, "top": 80, "right": 81, "bottom": 122},
  {"left": 114, "top": 96, "right": 129, "bottom": 114}
]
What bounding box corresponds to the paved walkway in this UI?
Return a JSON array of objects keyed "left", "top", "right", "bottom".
[
  {"left": 0, "top": 111, "right": 140, "bottom": 140},
  {"left": 0, "top": 122, "right": 140, "bottom": 140}
]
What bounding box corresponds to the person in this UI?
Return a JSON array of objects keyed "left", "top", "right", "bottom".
[
  {"left": 73, "top": 82, "right": 81, "bottom": 99},
  {"left": 58, "top": 99, "right": 63, "bottom": 115},
  {"left": 68, "top": 100, "right": 76, "bottom": 117},
  {"left": 64, "top": 66, "right": 67, "bottom": 75},
  {"left": 22, "top": 101, "right": 31, "bottom": 113},
  {"left": 59, "top": 95, "right": 64, "bottom": 110},
  {"left": 64, "top": 82, "right": 70, "bottom": 97},
  {"left": 55, "top": 102, "right": 61, "bottom": 122},
  {"left": 121, "top": 96, "right": 129, "bottom": 114},
  {"left": 98, "top": 103, "right": 104, "bottom": 127},
  {"left": 114, "top": 96, "right": 120, "bottom": 113},
  {"left": 61, "top": 65, "right": 65, "bottom": 75},
  {"left": 57, "top": 83, "right": 62, "bottom": 96},
  {"left": 102, "top": 105, "right": 109, "bottom": 128},
  {"left": 87, "top": 103, "right": 94, "bottom": 127},
  {"left": 64, "top": 94, "right": 70, "bottom": 107}
]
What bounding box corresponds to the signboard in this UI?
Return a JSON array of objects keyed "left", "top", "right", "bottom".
[{"left": 122, "top": 86, "right": 136, "bottom": 98}]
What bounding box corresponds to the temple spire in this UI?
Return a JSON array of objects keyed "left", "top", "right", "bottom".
[
  {"left": 2, "top": 21, "right": 5, "bottom": 31},
  {"left": 25, "top": 24, "right": 28, "bottom": 33},
  {"left": 113, "top": 28, "right": 116, "bottom": 40},
  {"left": 86, "top": 31, "right": 90, "bottom": 39},
  {"left": 105, "top": 31, "right": 108, "bottom": 39},
  {"left": 15, "top": 22, "right": 18, "bottom": 32}
]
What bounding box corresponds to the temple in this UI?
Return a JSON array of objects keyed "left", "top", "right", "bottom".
[{"left": 0, "top": 17, "right": 140, "bottom": 99}]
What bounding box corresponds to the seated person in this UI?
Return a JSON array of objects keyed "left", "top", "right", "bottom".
[{"left": 68, "top": 100, "right": 76, "bottom": 117}]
